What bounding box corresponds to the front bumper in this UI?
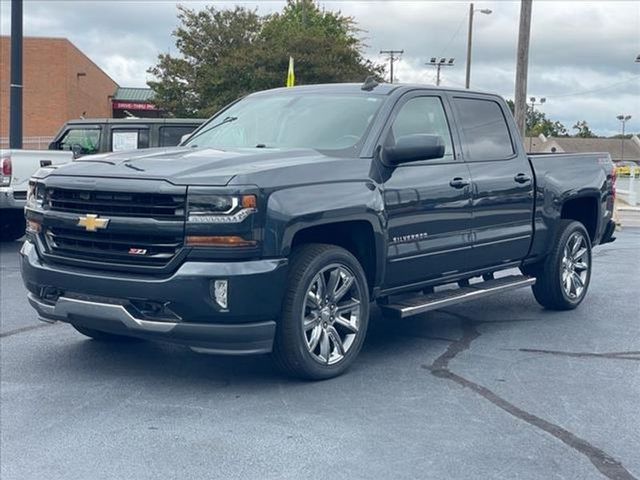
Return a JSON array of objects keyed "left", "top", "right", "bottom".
[{"left": 21, "top": 241, "right": 288, "bottom": 354}]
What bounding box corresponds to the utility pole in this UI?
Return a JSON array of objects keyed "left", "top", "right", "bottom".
[
  {"left": 427, "top": 57, "right": 455, "bottom": 86},
  {"left": 10, "top": 0, "right": 23, "bottom": 149},
  {"left": 514, "top": 0, "right": 533, "bottom": 140},
  {"left": 380, "top": 49, "right": 404, "bottom": 84},
  {"left": 465, "top": 3, "right": 492, "bottom": 89},
  {"left": 465, "top": 4, "right": 474, "bottom": 89}
]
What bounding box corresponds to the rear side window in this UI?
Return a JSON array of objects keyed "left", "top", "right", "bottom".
[
  {"left": 111, "top": 129, "right": 149, "bottom": 152},
  {"left": 453, "top": 98, "right": 514, "bottom": 160},
  {"left": 160, "top": 126, "right": 199, "bottom": 147}
]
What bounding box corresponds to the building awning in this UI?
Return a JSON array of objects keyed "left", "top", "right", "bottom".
[{"left": 112, "top": 87, "right": 158, "bottom": 111}]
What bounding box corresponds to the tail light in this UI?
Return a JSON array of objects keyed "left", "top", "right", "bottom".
[{"left": 0, "top": 155, "right": 11, "bottom": 186}]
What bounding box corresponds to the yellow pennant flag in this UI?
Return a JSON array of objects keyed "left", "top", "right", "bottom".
[{"left": 286, "top": 56, "right": 295, "bottom": 88}]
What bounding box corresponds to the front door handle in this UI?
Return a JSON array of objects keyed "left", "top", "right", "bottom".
[
  {"left": 449, "top": 177, "right": 470, "bottom": 189},
  {"left": 514, "top": 173, "right": 531, "bottom": 184}
]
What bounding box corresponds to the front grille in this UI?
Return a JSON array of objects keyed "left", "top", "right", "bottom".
[
  {"left": 45, "top": 187, "right": 185, "bottom": 219},
  {"left": 44, "top": 227, "right": 183, "bottom": 267}
]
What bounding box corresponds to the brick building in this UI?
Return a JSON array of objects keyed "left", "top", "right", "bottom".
[{"left": 0, "top": 36, "right": 118, "bottom": 146}]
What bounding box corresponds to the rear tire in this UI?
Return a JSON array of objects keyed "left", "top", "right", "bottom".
[
  {"left": 72, "top": 324, "right": 143, "bottom": 342},
  {"left": 273, "top": 244, "right": 370, "bottom": 380},
  {"left": 530, "top": 220, "right": 592, "bottom": 310}
]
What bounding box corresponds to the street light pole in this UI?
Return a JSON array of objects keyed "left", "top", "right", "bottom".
[
  {"left": 427, "top": 57, "right": 455, "bottom": 86},
  {"left": 465, "top": 3, "right": 492, "bottom": 89},
  {"left": 528, "top": 96, "right": 546, "bottom": 151},
  {"left": 616, "top": 114, "right": 632, "bottom": 162}
]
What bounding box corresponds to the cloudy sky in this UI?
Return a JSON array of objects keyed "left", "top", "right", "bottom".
[{"left": 1, "top": 0, "right": 639, "bottom": 136}]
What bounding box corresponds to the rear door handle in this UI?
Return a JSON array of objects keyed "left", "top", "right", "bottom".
[
  {"left": 449, "top": 177, "right": 470, "bottom": 189},
  {"left": 514, "top": 173, "right": 531, "bottom": 184}
]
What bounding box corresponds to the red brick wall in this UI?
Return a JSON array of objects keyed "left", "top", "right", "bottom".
[{"left": 0, "top": 36, "right": 118, "bottom": 141}]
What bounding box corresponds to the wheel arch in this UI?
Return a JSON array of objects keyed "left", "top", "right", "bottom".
[
  {"left": 288, "top": 220, "right": 383, "bottom": 294},
  {"left": 560, "top": 194, "right": 599, "bottom": 242}
]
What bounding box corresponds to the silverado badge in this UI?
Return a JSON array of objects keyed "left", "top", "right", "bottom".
[{"left": 77, "top": 214, "right": 110, "bottom": 232}]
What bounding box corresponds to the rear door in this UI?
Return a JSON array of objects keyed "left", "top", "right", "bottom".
[
  {"left": 449, "top": 95, "right": 534, "bottom": 269},
  {"left": 382, "top": 92, "right": 473, "bottom": 288}
]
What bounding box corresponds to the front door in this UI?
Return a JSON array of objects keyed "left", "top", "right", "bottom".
[
  {"left": 450, "top": 95, "right": 534, "bottom": 269},
  {"left": 382, "top": 94, "right": 473, "bottom": 289}
]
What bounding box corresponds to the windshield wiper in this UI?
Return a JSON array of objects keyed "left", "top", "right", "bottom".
[
  {"left": 124, "top": 162, "right": 144, "bottom": 172},
  {"left": 187, "top": 116, "right": 238, "bottom": 147}
]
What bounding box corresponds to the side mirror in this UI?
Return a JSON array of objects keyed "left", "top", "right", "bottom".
[
  {"left": 383, "top": 134, "right": 445, "bottom": 166},
  {"left": 71, "top": 144, "right": 83, "bottom": 159},
  {"left": 48, "top": 141, "right": 59, "bottom": 150},
  {"left": 180, "top": 133, "right": 192, "bottom": 145}
]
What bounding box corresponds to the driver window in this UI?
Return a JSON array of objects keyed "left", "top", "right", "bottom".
[
  {"left": 390, "top": 97, "right": 454, "bottom": 160},
  {"left": 60, "top": 128, "right": 101, "bottom": 155}
]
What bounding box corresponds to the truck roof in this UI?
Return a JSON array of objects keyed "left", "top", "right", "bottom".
[
  {"left": 63, "top": 118, "right": 206, "bottom": 125},
  {"left": 251, "top": 82, "right": 501, "bottom": 98}
]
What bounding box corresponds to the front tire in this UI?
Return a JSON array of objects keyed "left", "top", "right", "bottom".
[
  {"left": 530, "top": 220, "right": 592, "bottom": 310},
  {"left": 273, "top": 244, "right": 370, "bottom": 380}
]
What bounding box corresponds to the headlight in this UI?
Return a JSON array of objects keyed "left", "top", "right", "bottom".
[
  {"left": 25, "top": 181, "right": 44, "bottom": 210},
  {"left": 187, "top": 193, "right": 257, "bottom": 224}
]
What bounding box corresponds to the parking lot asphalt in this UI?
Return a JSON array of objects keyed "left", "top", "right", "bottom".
[{"left": 1, "top": 231, "right": 639, "bottom": 480}]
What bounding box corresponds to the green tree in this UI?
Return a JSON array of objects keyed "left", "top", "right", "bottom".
[
  {"left": 572, "top": 120, "right": 597, "bottom": 138},
  {"left": 148, "top": 1, "right": 383, "bottom": 117},
  {"left": 530, "top": 119, "right": 567, "bottom": 137},
  {"left": 148, "top": 6, "right": 263, "bottom": 117},
  {"left": 506, "top": 100, "right": 567, "bottom": 137}
]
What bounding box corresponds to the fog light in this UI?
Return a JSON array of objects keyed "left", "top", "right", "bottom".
[{"left": 212, "top": 280, "right": 228, "bottom": 310}]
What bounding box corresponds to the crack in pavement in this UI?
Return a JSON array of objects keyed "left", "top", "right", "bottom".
[
  {"left": 517, "top": 348, "right": 640, "bottom": 362},
  {"left": 0, "top": 322, "right": 56, "bottom": 339},
  {"left": 422, "top": 312, "right": 637, "bottom": 480}
]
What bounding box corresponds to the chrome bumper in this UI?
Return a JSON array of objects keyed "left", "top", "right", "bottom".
[
  {"left": 26, "top": 292, "right": 277, "bottom": 355},
  {"left": 28, "top": 293, "right": 176, "bottom": 333}
]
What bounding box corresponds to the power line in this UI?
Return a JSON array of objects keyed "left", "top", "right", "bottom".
[
  {"left": 545, "top": 76, "right": 640, "bottom": 98},
  {"left": 436, "top": 15, "right": 467, "bottom": 59}
]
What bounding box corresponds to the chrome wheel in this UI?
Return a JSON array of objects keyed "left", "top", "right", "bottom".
[
  {"left": 302, "top": 263, "right": 362, "bottom": 365},
  {"left": 561, "top": 231, "right": 590, "bottom": 300}
]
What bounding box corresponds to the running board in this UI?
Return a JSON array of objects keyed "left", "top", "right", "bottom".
[{"left": 379, "top": 275, "right": 535, "bottom": 319}]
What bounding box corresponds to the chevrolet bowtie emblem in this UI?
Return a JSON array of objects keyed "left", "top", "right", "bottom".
[{"left": 77, "top": 214, "right": 110, "bottom": 232}]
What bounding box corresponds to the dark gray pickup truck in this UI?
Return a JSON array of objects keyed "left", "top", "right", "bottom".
[{"left": 21, "top": 82, "right": 617, "bottom": 379}]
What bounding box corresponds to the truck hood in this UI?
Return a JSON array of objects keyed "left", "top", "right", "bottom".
[{"left": 44, "top": 146, "right": 354, "bottom": 186}]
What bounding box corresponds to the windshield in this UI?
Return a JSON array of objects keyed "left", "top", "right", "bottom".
[{"left": 184, "top": 92, "right": 385, "bottom": 155}]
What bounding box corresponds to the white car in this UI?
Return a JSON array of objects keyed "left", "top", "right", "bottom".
[{"left": 1, "top": 149, "right": 73, "bottom": 241}]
